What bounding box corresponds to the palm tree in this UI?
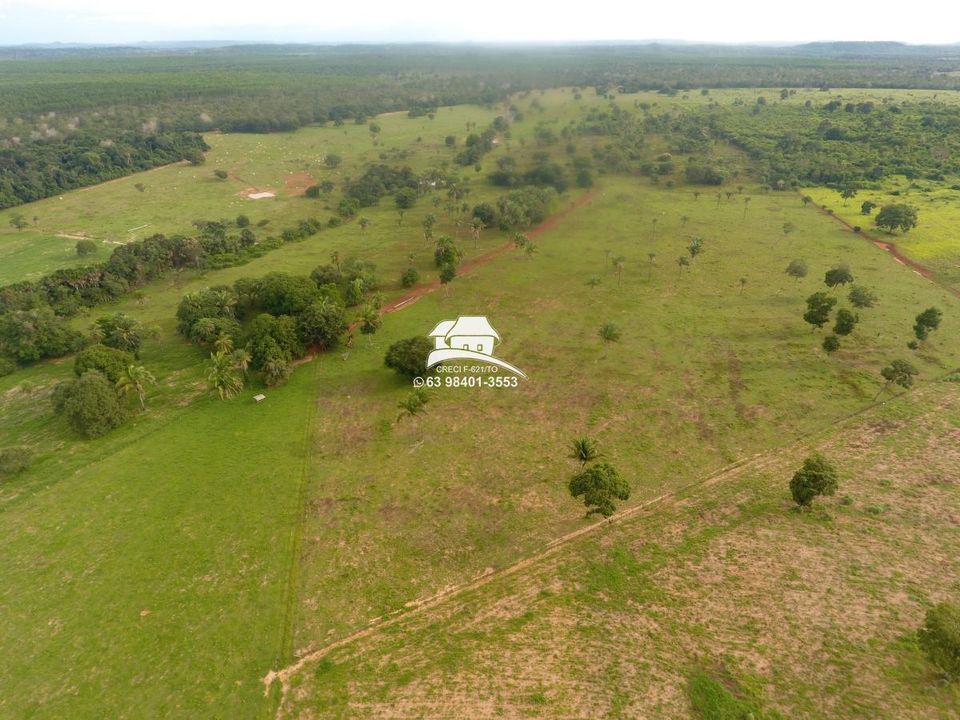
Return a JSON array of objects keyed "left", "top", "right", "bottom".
[
  {"left": 647, "top": 252, "right": 657, "bottom": 279},
  {"left": 206, "top": 351, "right": 244, "bottom": 400},
  {"left": 688, "top": 237, "right": 704, "bottom": 260},
  {"left": 359, "top": 216, "right": 370, "bottom": 236},
  {"left": 214, "top": 333, "right": 234, "bottom": 355},
  {"left": 397, "top": 388, "right": 430, "bottom": 425},
  {"left": 742, "top": 196, "right": 752, "bottom": 219},
  {"left": 230, "top": 348, "right": 251, "bottom": 374},
  {"left": 569, "top": 437, "right": 601, "bottom": 466},
  {"left": 116, "top": 364, "right": 157, "bottom": 411},
  {"left": 739, "top": 277, "right": 748, "bottom": 294},
  {"left": 677, "top": 255, "right": 690, "bottom": 276},
  {"left": 512, "top": 231, "right": 528, "bottom": 251},
  {"left": 612, "top": 256, "right": 626, "bottom": 288}
]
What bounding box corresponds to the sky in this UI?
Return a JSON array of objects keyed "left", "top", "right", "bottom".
[{"left": 0, "top": 0, "right": 957, "bottom": 45}]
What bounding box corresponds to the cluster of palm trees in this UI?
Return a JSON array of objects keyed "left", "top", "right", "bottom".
[{"left": 205, "top": 335, "right": 251, "bottom": 400}]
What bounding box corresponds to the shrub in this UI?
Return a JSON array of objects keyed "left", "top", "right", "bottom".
[
  {"left": 0, "top": 357, "right": 15, "bottom": 377},
  {"left": 76, "top": 239, "right": 98, "bottom": 256},
  {"left": 0, "top": 447, "right": 31, "bottom": 478},
  {"left": 54, "top": 370, "right": 126, "bottom": 439},
  {"left": 74, "top": 344, "right": 134, "bottom": 384},
  {"left": 401, "top": 267, "right": 420, "bottom": 288},
  {"left": 918, "top": 602, "right": 960, "bottom": 680},
  {"left": 384, "top": 336, "right": 433, "bottom": 379},
  {"left": 790, "top": 453, "right": 839, "bottom": 507}
]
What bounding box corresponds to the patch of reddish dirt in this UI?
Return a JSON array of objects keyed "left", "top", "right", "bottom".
[{"left": 284, "top": 171, "right": 316, "bottom": 197}]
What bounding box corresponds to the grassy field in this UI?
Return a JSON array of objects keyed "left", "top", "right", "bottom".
[
  {"left": 278, "top": 383, "right": 960, "bottom": 719},
  {"left": 805, "top": 181, "right": 960, "bottom": 291},
  {"left": 2, "top": 89, "right": 960, "bottom": 718}
]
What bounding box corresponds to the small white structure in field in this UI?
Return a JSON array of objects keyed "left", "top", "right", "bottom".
[
  {"left": 253, "top": 394, "right": 266, "bottom": 403},
  {"left": 248, "top": 191, "right": 275, "bottom": 200}
]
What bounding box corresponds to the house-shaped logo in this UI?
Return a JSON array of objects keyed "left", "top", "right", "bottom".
[{"left": 426, "top": 316, "right": 526, "bottom": 377}]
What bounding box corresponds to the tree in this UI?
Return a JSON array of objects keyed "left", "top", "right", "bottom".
[
  {"left": 262, "top": 355, "right": 291, "bottom": 387},
  {"left": 860, "top": 200, "right": 876, "bottom": 216},
  {"left": 324, "top": 153, "right": 342, "bottom": 168},
  {"left": 688, "top": 237, "right": 704, "bottom": 260},
  {"left": 569, "top": 437, "right": 601, "bottom": 465},
  {"left": 359, "top": 305, "right": 382, "bottom": 336},
  {"left": 236, "top": 214, "right": 250, "bottom": 228},
  {"left": 55, "top": 370, "right": 125, "bottom": 439},
  {"left": 822, "top": 335, "right": 841, "bottom": 353},
  {"left": 74, "top": 344, "right": 134, "bottom": 384},
  {"left": 206, "top": 351, "right": 244, "bottom": 399},
  {"left": 0, "top": 308, "right": 84, "bottom": 363},
  {"left": 9, "top": 214, "right": 28, "bottom": 231},
  {"left": 0, "top": 447, "right": 31, "bottom": 478},
  {"left": 918, "top": 602, "right": 960, "bottom": 681},
  {"left": 587, "top": 274, "right": 601, "bottom": 289},
  {"left": 296, "top": 298, "right": 347, "bottom": 350},
  {"left": 612, "top": 256, "right": 625, "bottom": 287},
  {"left": 116, "top": 364, "right": 157, "bottom": 410},
  {"left": 395, "top": 188, "right": 418, "bottom": 210},
  {"left": 824, "top": 265, "right": 854, "bottom": 290},
  {"left": 433, "top": 235, "right": 463, "bottom": 267},
  {"left": 598, "top": 323, "right": 621, "bottom": 342},
  {"left": 789, "top": 454, "right": 838, "bottom": 507},
  {"left": 833, "top": 308, "right": 858, "bottom": 336},
  {"left": 213, "top": 169, "right": 228, "bottom": 180},
  {"left": 785, "top": 259, "right": 808, "bottom": 281},
  {"left": 76, "top": 239, "right": 98, "bottom": 256},
  {"left": 439, "top": 262, "right": 457, "bottom": 286},
  {"left": 839, "top": 185, "right": 858, "bottom": 204},
  {"left": 877, "top": 359, "right": 919, "bottom": 399},
  {"left": 359, "top": 216, "right": 370, "bottom": 236},
  {"left": 738, "top": 277, "right": 748, "bottom": 294},
  {"left": 677, "top": 255, "right": 690, "bottom": 275},
  {"left": 401, "top": 267, "right": 420, "bottom": 288},
  {"left": 848, "top": 285, "right": 878, "bottom": 309},
  {"left": 384, "top": 336, "right": 433, "bottom": 379},
  {"left": 568, "top": 462, "right": 630, "bottom": 517},
  {"left": 397, "top": 387, "right": 430, "bottom": 423},
  {"left": 647, "top": 252, "right": 656, "bottom": 279},
  {"left": 803, "top": 292, "right": 837, "bottom": 330},
  {"left": 94, "top": 313, "right": 144, "bottom": 356},
  {"left": 914, "top": 307, "right": 942, "bottom": 342},
  {"left": 875, "top": 204, "right": 918, "bottom": 233}
]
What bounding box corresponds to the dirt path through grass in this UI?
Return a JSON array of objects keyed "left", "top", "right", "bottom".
[
  {"left": 805, "top": 195, "right": 960, "bottom": 299},
  {"left": 263, "top": 371, "right": 934, "bottom": 716}
]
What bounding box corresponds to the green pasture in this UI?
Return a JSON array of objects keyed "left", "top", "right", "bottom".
[{"left": 1, "top": 91, "right": 960, "bottom": 718}]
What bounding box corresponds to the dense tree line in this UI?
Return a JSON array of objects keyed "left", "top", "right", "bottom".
[{"left": 0, "top": 132, "right": 208, "bottom": 209}]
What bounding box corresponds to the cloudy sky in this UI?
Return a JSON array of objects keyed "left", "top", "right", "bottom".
[{"left": 0, "top": 0, "right": 956, "bottom": 45}]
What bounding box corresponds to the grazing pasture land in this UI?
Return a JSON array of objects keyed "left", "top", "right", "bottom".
[{"left": 1, "top": 75, "right": 960, "bottom": 720}]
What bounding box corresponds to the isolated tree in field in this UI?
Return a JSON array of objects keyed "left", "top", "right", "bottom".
[
  {"left": 439, "top": 262, "right": 457, "bottom": 286},
  {"left": 612, "top": 256, "right": 626, "bottom": 287},
  {"left": 822, "top": 335, "right": 841, "bottom": 353},
  {"left": 742, "top": 196, "right": 751, "bottom": 219},
  {"left": 677, "top": 255, "right": 690, "bottom": 275},
  {"left": 875, "top": 204, "right": 918, "bottom": 233},
  {"left": 359, "top": 216, "right": 370, "bottom": 236},
  {"left": 116, "top": 364, "right": 157, "bottom": 411},
  {"left": 647, "top": 252, "right": 657, "bottom": 279},
  {"left": 9, "top": 214, "right": 27, "bottom": 231},
  {"left": 848, "top": 285, "right": 878, "bottom": 309},
  {"left": 213, "top": 169, "right": 228, "bottom": 180},
  {"left": 401, "top": 267, "right": 420, "bottom": 288},
  {"left": 206, "top": 351, "right": 244, "bottom": 400},
  {"left": 397, "top": 387, "right": 430, "bottom": 424},
  {"left": 422, "top": 213, "right": 435, "bottom": 241},
  {"left": 803, "top": 292, "right": 837, "bottom": 330},
  {"left": 801, "top": 195, "right": 813, "bottom": 206},
  {"left": 384, "top": 336, "right": 433, "bottom": 379},
  {"left": 0, "top": 447, "right": 31, "bottom": 478},
  {"left": 913, "top": 307, "right": 942, "bottom": 342},
  {"left": 598, "top": 322, "right": 621, "bottom": 343},
  {"left": 688, "top": 237, "right": 704, "bottom": 260},
  {"left": 434, "top": 235, "right": 463, "bottom": 268},
  {"left": 839, "top": 185, "right": 858, "bottom": 204},
  {"left": 359, "top": 305, "right": 382, "bottom": 336},
  {"left": 782, "top": 222, "right": 795, "bottom": 239},
  {"left": 824, "top": 265, "right": 854, "bottom": 290},
  {"left": 324, "top": 153, "right": 342, "bottom": 168},
  {"left": 54, "top": 370, "right": 125, "bottom": 439},
  {"left": 918, "top": 602, "right": 960, "bottom": 681},
  {"left": 789, "top": 453, "right": 838, "bottom": 508},
  {"left": 76, "top": 239, "right": 97, "bottom": 256},
  {"left": 860, "top": 200, "right": 876, "bottom": 216},
  {"left": 833, "top": 308, "right": 858, "bottom": 336},
  {"left": 569, "top": 437, "right": 601, "bottom": 466},
  {"left": 693, "top": 191, "right": 701, "bottom": 201},
  {"left": 134, "top": 183, "right": 146, "bottom": 193},
  {"left": 876, "top": 359, "right": 918, "bottom": 399},
  {"left": 785, "top": 259, "right": 808, "bottom": 282},
  {"left": 587, "top": 274, "right": 602, "bottom": 289},
  {"left": 738, "top": 277, "right": 748, "bottom": 294},
  {"left": 569, "top": 462, "right": 630, "bottom": 517}
]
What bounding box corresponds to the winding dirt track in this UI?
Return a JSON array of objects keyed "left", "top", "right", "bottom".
[
  {"left": 380, "top": 192, "right": 595, "bottom": 315},
  {"left": 805, "top": 196, "right": 960, "bottom": 299}
]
